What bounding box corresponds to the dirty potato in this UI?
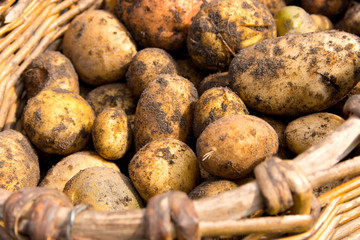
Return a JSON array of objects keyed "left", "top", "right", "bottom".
[
  {"left": 197, "top": 114, "right": 279, "bottom": 179},
  {"left": 197, "top": 72, "right": 231, "bottom": 96},
  {"left": 22, "top": 50, "right": 79, "bottom": 99},
  {"left": 62, "top": 10, "right": 137, "bottom": 85},
  {"left": 343, "top": 3, "right": 360, "bottom": 36},
  {"left": 23, "top": 88, "right": 95, "bottom": 155},
  {"left": 188, "top": 179, "right": 238, "bottom": 200},
  {"left": 301, "top": 0, "right": 352, "bottom": 19},
  {"left": 92, "top": 108, "right": 132, "bottom": 160},
  {"left": 85, "top": 83, "right": 136, "bottom": 116},
  {"left": 134, "top": 74, "right": 198, "bottom": 150},
  {"left": 117, "top": 0, "right": 204, "bottom": 51},
  {"left": 0, "top": 130, "right": 39, "bottom": 192},
  {"left": 187, "top": 0, "right": 276, "bottom": 71},
  {"left": 126, "top": 48, "right": 179, "bottom": 98},
  {"left": 230, "top": 30, "right": 360, "bottom": 117},
  {"left": 39, "top": 151, "right": 120, "bottom": 191},
  {"left": 128, "top": 138, "right": 200, "bottom": 201},
  {"left": 64, "top": 166, "right": 143, "bottom": 211},
  {"left": 193, "top": 87, "right": 249, "bottom": 138},
  {"left": 285, "top": 112, "right": 344, "bottom": 155}
]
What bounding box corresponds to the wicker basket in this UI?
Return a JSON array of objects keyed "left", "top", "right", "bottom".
[{"left": 0, "top": 1, "right": 360, "bottom": 239}]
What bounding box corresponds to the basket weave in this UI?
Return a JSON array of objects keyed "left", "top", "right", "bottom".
[{"left": 0, "top": 1, "right": 360, "bottom": 239}]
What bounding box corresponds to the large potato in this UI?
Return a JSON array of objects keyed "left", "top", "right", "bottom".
[
  {"left": 187, "top": 0, "right": 276, "bottom": 71},
  {"left": 0, "top": 130, "right": 39, "bottom": 192},
  {"left": 134, "top": 74, "right": 198, "bottom": 150},
  {"left": 197, "top": 114, "right": 279, "bottom": 179},
  {"left": 86, "top": 83, "right": 136, "bottom": 116},
  {"left": 22, "top": 50, "right": 79, "bottom": 99},
  {"left": 64, "top": 167, "right": 143, "bottom": 211},
  {"left": 92, "top": 108, "right": 132, "bottom": 160},
  {"left": 128, "top": 138, "right": 199, "bottom": 201},
  {"left": 117, "top": 0, "right": 204, "bottom": 51},
  {"left": 23, "top": 88, "right": 95, "bottom": 155},
  {"left": 193, "top": 87, "right": 249, "bottom": 138},
  {"left": 285, "top": 112, "right": 344, "bottom": 155},
  {"left": 230, "top": 30, "right": 360, "bottom": 117},
  {"left": 39, "top": 151, "right": 120, "bottom": 191},
  {"left": 62, "top": 10, "right": 137, "bottom": 85}
]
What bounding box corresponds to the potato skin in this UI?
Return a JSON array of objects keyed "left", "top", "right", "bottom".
[
  {"left": 285, "top": 112, "right": 344, "bottom": 155},
  {"left": 196, "top": 114, "right": 279, "bottom": 179},
  {"left": 126, "top": 48, "right": 179, "bottom": 98},
  {"left": 62, "top": 10, "right": 137, "bottom": 85},
  {"left": 128, "top": 138, "right": 200, "bottom": 201},
  {"left": 117, "top": 0, "right": 204, "bottom": 51},
  {"left": 92, "top": 108, "right": 132, "bottom": 160},
  {"left": 39, "top": 151, "right": 120, "bottom": 191},
  {"left": 187, "top": 0, "right": 276, "bottom": 71},
  {"left": 23, "top": 88, "right": 95, "bottom": 155},
  {"left": 193, "top": 87, "right": 249, "bottom": 138},
  {"left": 134, "top": 74, "right": 198, "bottom": 150},
  {"left": 0, "top": 130, "right": 40, "bottom": 192},
  {"left": 22, "top": 50, "right": 79, "bottom": 99},
  {"left": 230, "top": 30, "right": 360, "bottom": 117},
  {"left": 188, "top": 179, "right": 238, "bottom": 200},
  {"left": 64, "top": 167, "right": 143, "bottom": 211}
]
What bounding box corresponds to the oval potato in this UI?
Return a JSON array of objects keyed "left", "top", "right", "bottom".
[
  {"left": 230, "top": 30, "right": 360, "bottom": 116},
  {"left": 197, "top": 114, "right": 279, "bottom": 179}
]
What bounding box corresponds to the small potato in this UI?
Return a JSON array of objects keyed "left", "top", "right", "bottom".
[
  {"left": 117, "top": 0, "right": 204, "bottom": 51},
  {"left": 128, "top": 138, "right": 200, "bottom": 201},
  {"left": 22, "top": 50, "right": 79, "bottom": 99},
  {"left": 85, "top": 83, "right": 136, "bottom": 116},
  {"left": 230, "top": 30, "right": 360, "bottom": 116},
  {"left": 0, "top": 130, "right": 39, "bottom": 192},
  {"left": 257, "top": 0, "right": 286, "bottom": 16},
  {"left": 197, "top": 72, "right": 231, "bottom": 96},
  {"left": 285, "top": 112, "right": 344, "bottom": 155},
  {"left": 23, "top": 88, "right": 95, "bottom": 155},
  {"left": 301, "top": 0, "right": 352, "bottom": 19},
  {"left": 343, "top": 3, "right": 360, "bottom": 36},
  {"left": 187, "top": 0, "right": 276, "bottom": 71},
  {"left": 126, "top": 48, "right": 179, "bottom": 98},
  {"left": 39, "top": 151, "right": 120, "bottom": 191},
  {"left": 188, "top": 180, "right": 238, "bottom": 200},
  {"left": 62, "top": 10, "right": 137, "bottom": 85},
  {"left": 193, "top": 87, "right": 249, "bottom": 138},
  {"left": 134, "top": 74, "right": 198, "bottom": 150},
  {"left": 311, "top": 14, "right": 333, "bottom": 31},
  {"left": 197, "top": 114, "right": 279, "bottom": 179},
  {"left": 64, "top": 167, "right": 143, "bottom": 211},
  {"left": 275, "top": 6, "right": 319, "bottom": 36},
  {"left": 92, "top": 108, "right": 132, "bottom": 160},
  {"left": 176, "top": 58, "right": 205, "bottom": 89}
]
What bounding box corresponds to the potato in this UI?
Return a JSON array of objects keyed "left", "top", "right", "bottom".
[
  {"left": 193, "top": 87, "right": 249, "bottom": 138},
  {"left": 62, "top": 10, "right": 137, "bottom": 85},
  {"left": 92, "top": 108, "right": 132, "bottom": 160},
  {"left": 275, "top": 6, "right": 319, "bottom": 36},
  {"left": 187, "top": 0, "right": 276, "bottom": 71},
  {"left": 39, "top": 151, "right": 120, "bottom": 191},
  {"left": 285, "top": 112, "right": 344, "bottom": 155},
  {"left": 197, "top": 72, "right": 231, "bottom": 96},
  {"left": 188, "top": 180, "right": 238, "bottom": 200},
  {"left": 301, "top": 0, "right": 352, "bottom": 19},
  {"left": 126, "top": 48, "right": 179, "bottom": 98},
  {"left": 0, "top": 130, "right": 39, "bottom": 192},
  {"left": 117, "top": 0, "right": 204, "bottom": 51},
  {"left": 134, "top": 74, "right": 198, "bottom": 150},
  {"left": 23, "top": 88, "right": 95, "bottom": 155},
  {"left": 257, "top": 0, "right": 286, "bottom": 16},
  {"left": 85, "top": 83, "right": 136, "bottom": 116},
  {"left": 311, "top": 14, "right": 333, "bottom": 31},
  {"left": 128, "top": 138, "right": 199, "bottom": 201},
  {"left": 64, "top": 167, "right": 143, "bottom": 211},
  {"left": 343, "top": 3, "right": 360, "bottom": 36},
  {"left": 197, "top": 114, "right": 279, "bottom": 179},
  {"left": 176, "top": 58, "right": 205, "bottom": 89},
  {"left": 22, "top": 50, "right": 79, "bottom": 99},
  {"left": 229, "top": 30, "right": 360, "bottom": 117}
]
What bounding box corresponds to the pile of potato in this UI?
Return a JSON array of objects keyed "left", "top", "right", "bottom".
[{"left": 1, "top": 0, "right": 360, "bottom": 212}]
